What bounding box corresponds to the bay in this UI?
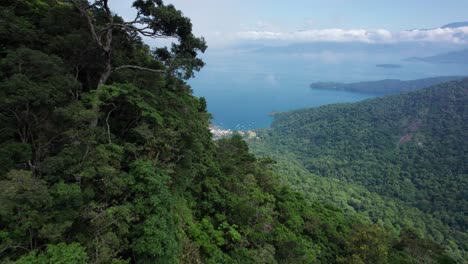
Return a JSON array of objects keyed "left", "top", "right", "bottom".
[{"left": 190, "top": 51, "right": 468, "bottom": 130}]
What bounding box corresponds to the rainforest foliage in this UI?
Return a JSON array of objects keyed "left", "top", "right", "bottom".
[
  {"left": 250, "top": 80, "right": 468, "bottom": 262},
  {"left": 0, "top": 0, "right": 460, "bottom": 263}
]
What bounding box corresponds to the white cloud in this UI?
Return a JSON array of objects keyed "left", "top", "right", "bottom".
[{"left": 236, "top": 27, "right": 468, "bottom": 44}]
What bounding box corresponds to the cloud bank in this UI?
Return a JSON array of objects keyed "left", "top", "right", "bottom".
[{"left": 236, "top": 27, "right": 468, "bottom": 44}]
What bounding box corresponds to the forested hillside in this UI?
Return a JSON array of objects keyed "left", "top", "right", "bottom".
[
  {"left": 1, "top": 1, "right": 459, "bottom": 263},
  {"left": 250, "top": 79, "right": 468, "bottom": 262}
]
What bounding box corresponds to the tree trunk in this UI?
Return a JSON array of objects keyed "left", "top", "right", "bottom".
[{"left": 90, "top": 53, "right": 112, "bottom": 128}]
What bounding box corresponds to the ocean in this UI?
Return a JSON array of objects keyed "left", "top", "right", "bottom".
[{"left": 190, "top": 50, "right": 468, "bottom": 130}]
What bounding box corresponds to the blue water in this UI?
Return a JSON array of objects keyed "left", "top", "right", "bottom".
[{"left": 190, "top": 51, "right": 468, "bottom": 130}]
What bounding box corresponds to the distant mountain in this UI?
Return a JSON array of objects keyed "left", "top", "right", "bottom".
[
  {"left": 406, "top": 48, "right": 468, "bottom": 64},
  {"left": 375, "top": 64, "right": 401, "bottom": 68},
  {"left": 441, "top": 21, "right": 468, "bottom": 28},
  {"left": 310, "top": 76, "right": 465, "bottom": 95}
]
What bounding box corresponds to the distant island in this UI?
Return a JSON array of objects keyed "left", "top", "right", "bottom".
[
  {"left": 405, "top": 48, "right": 468, "bottom": 64},
  {"left": 310, "top": 76, "right": 466, "bottom": 95},
  {"left": 376, "top": 64, "right": 401, "bottom": 68}
]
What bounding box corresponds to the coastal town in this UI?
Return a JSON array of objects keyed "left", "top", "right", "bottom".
[{"left": 209, "top": 125, "right": 258, "bottom": 140}]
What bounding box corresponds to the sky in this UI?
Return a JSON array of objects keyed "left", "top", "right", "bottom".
[
  {"left": 107, "top": 1, "right": 468, "bottom": 129},
  {"left": 109, "top": 0, "right": 468, "bottom": 47}
]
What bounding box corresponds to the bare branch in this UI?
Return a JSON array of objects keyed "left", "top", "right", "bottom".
[
  {"left": 85, "top": 2, "right": 97, "bottom": 10},
  {"left": 101, "top": 0, "right": 113, "bottom": 53},
  {"left": 71, "top": 0, "right": 103, "bottom": 48},
  {"left": 27, "top": 160, "right": 36, "bottom": 170},
  {"left": 114, "top": 65, "right": 165, "bottom": 73},
  {"left": 125, "top": 11, "right": 142, "bottom": 25},
  {"left": 105, "top": 103, "right": 117, "bottom": 144},
  {"left": 99, "top": 23, "right": 174, "bottom": 39}
]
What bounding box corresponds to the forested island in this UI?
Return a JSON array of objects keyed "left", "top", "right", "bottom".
[
  {"left": 310, "top": 76, "right": 465, "bottom": 95},
  {"left": 0, "top": 1, "right": 464, "bottom": 263}
]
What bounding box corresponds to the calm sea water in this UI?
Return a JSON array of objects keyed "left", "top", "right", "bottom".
[{"left": 190, "top": 51, "right": 468, "bottom": 130}]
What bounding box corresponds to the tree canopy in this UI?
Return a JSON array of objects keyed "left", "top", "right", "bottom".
[{"left": 250, "top": 79, "right": 468, "bottom": 262}]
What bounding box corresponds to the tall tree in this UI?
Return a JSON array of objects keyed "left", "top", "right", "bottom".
[{"left": 71, "top": 0, "right": 206, "bottom": 126}]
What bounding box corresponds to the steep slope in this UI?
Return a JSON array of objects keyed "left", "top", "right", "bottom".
[{"left": 250, "top": 79, "right": 468, "bottom": 261}]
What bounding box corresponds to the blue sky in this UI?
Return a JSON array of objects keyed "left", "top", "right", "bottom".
[
  {"left": 110, "top": 0, "right": 468, "bottom": 47},
  {"left": 220, "top": 0, "right": 468, "bottom": 30}
]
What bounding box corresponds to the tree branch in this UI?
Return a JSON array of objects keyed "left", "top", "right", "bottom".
[
  {"left": 101, "top": 0, "right": 113, "bottom": 53},
  {"left": 105, "top": 103, "right": 116, "bottom": 144},
  {"left": 71, "top": 0, "right": 103, "bottom": 48},
  {"left": 102, "top": 0, "right": 111, "bottom": 21},
  {"left": 99, "top": 23, "right": 174, "bottom": 39},
  {"left": 125, "top": 11, "right": 142, "bottom": 25},
  {"left": 114, "top": 65, "right": 165, "bottom": 73},
  {"left": 0, "top": 244, "right": 31, "bottom": 255}
]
